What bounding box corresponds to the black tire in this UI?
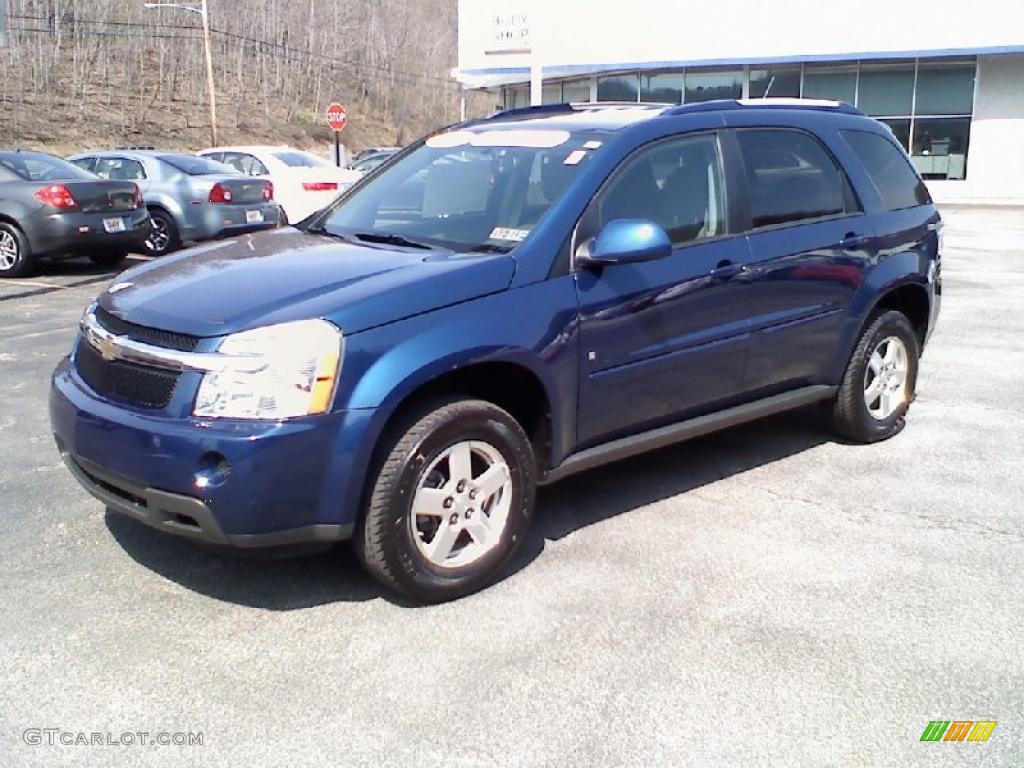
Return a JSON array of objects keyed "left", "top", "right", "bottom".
[
  {"left": 88, "top": 251, "right": 128, "bottom": 268},
  {"left": 0, "top": 222, "right": 35, "bottom": 278},
  {"left": 831, "top": 310, "right": 920, "bottom": 443},
  {"left": 356, "top": 397, "right": 536, "bottom": 603},
  {"left": 144, "top": 208, "right": 180, "bottom": 256}
]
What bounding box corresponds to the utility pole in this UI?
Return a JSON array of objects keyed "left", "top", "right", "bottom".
[{"left": 144, "top": 0, "right": 219, "bottom": 146}]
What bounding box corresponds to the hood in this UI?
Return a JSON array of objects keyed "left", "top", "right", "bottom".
[{"left": 99, "top": 228, "right": 516, "bottom": 337}]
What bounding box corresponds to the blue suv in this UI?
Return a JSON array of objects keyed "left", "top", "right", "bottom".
[{"left": 50, "top": 100, "right": 942, "bottom": 602}]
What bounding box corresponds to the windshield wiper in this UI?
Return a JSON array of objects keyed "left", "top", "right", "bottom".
[{"left": 354, "top": 232, "right": 433, "bottom": 250}]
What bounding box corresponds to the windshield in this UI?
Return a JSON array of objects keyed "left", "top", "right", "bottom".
[
  {"left": 0, "top": 151, "right": 96, "bottom": 181},
  {"left": 311, "top": 128, "right": 608, "bottom": 253},
  {"left": 159, "top": 154, "right": 236, "bottom": 176},
  {"left": 273, "top": 150, "right": 331, "bottom": 168}
]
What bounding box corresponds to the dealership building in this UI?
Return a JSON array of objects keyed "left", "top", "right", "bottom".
[{"left": 455, "top": 0, "right": 1024, "bottom": 203}]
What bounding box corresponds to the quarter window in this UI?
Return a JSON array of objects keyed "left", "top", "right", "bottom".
[
  {"left": 842, "top": 130, "right": 930, "bottom": 210},
  {"left": 597, "top": 133, "right": 726, "bottom": 246},
  {"left": 736, "top": 130, "right": 854, "bottom": 228}
]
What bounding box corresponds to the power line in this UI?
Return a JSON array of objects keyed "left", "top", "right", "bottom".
[{"left": 7, "top": 12, "right": 457, "bottom": 87}]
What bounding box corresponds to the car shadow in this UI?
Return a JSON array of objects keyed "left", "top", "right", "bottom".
[
  {"left": 106, "top": 406, "right": 831, "bottom": 609},
  {"left": 507, "top": 406, "right": 831, "bottom": 576}
]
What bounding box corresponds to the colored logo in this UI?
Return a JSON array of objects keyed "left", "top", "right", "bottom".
[{"left": 920, "top": 720, "right": 997, "bottom": 742}]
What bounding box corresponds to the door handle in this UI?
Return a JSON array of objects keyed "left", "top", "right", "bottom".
[
  {"left": 840, "top": 232, "right": 869, "bottom": 249},
  {"left": 709, "top": 260, "right": 744, "bottom": 281}
]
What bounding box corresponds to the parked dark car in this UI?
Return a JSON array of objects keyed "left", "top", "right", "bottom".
[
  {"left": 68, "top": 151, "right": 281, "bottom": 257},
  {"left": 50, "top": 100, "right": 941, "bottom": 602},
  {"left": 348, "top": 148, "right": 399, "bottom": 174},
  {"left": 0, "top": 150, "right": 149, "bottom": 277}
]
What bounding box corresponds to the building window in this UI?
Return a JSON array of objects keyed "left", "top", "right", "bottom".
[
  {"left": 857, "top": 64, "right": 914, "bottom": 117},
  {"left": 749, "top": 68, "right": 800, "bottom": 99},
  {"left": 912, "top": 117, "right": 971, "bottom": 180},
  {"left": 684, "top": 69, "right": 742, "bottom": 103},
  {"left": 563, "top": 79, "right": 592, "bottom": 103},
  {"left": 641, "top": 73, "right": 683, "bottom": 104},
  {"left": 542, "top": 82, "right": 562, "bottom": 104},
  {"left": 915, "top": 63, "right": 975, "bottom": 116},
  {"left": 802, "top": 66, "right": 857, "bottom": 103},
  {"left": 598, "top": 74, "right": 640, "bottom": 102},
  {"left": 878, "top": 119, "right": 911, "bottom": 151}
]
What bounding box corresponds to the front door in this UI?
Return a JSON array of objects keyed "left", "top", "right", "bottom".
[{"left": 574, "top": 131, "right": 754, "bottom": 447}]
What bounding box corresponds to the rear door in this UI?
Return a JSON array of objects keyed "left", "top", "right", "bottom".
[
  {"left": 730, "top": 127, "right": 871, "bottom": 393},
  {"left": 574, "top": 131, "right": 753, "bottom": 446}
]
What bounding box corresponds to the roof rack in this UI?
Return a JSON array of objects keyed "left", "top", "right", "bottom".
[
  {"left": 114, "top": 145, "right": 157, "bottom": 150},
  {"left": 662, "top": 98, "right": 863, "bottom": 116},
  {"left": 489, "top": 101, "right": 667, "bottom": 120}
]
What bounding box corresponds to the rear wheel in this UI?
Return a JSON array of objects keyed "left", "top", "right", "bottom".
[
  {"left": 0, "top": 222, "right": 34, "bottom": 278},
  {"left": 144, "top": 209, "right": 180, "bottom": 256},
  {"left": 831, "top": 310, "right": 919, "bottom": 443},
  {"left": 88, "top": 251, "right": 128, "bottom": 268},
  {"left": 356, "top": 397, "right": 536, "bottom": 603}
]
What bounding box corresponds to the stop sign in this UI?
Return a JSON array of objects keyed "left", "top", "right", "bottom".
[{"left": 326, "top": 103, "right": 348, "bottom": 132}]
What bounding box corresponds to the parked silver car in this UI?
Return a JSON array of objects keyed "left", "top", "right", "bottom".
[{"left": 67, "top": 151, "right": 282, "bottom": 256}]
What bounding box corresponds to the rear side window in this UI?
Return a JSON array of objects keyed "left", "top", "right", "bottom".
[
  {"left": 94, "top": 157, "right": 146, "bottom": 181},
  {"left": 222, "top": 153, "right": 269, "bottom": 176},
  {"left": 841, "top": 129, "right": 931, "bottom": 210},
  {"left": 736, "top": 129, "right": 854, "bottom": 228},
  {"left": 158, "top": 155, "right": 234, "bottom": 176}
]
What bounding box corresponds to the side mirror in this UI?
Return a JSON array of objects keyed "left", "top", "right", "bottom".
[{"left": 576, "top": 219, "right": 672, "bottom": 268}]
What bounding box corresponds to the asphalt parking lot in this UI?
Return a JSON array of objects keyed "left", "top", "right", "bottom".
[{"left": 1, "top": 207, "right": 1021, "bottom": 767}]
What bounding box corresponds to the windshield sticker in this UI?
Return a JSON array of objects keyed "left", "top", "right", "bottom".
[
  {"left": 583, "top": 140, "right": 603, "bottom": 149},
  {"left": 489, "top": 227, "right": 530, "bottom": 242},
  {"left": 426, "top": 129, "right": 570, "bottom": 149},
  {"left": 563, "top": 149, "right": 587, "bottom": 165}
]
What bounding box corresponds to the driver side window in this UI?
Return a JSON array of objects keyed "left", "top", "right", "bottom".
[{"left": 596, "top": 132, "right": 726, "bottom": 247}]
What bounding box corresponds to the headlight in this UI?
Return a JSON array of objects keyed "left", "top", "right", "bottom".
[{"left": 193, "top": 319, "right": 343, "bottom": 419}]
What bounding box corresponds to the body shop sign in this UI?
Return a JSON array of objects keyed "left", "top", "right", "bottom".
[{"left": 486, "top": 9, "right": 530, "bottom": 54}]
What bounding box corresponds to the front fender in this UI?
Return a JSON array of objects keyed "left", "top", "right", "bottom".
[{"left": 337, "top": 275, "right": 580, "bottom": 470}]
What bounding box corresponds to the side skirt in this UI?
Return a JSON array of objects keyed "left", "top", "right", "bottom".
[{"left": 541, "top": 384, "right": 837, "bottom": 485}]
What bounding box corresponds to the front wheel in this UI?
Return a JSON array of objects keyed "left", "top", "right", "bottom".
[
  {"left": 831, "top": 310, "right": 920, "bottom": 443},
  {"left": 356, "top": 397, "right": 536, "bottom": 603}
]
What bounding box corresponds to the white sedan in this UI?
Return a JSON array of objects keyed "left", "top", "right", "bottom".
[{"left": 197, "top": 146, "right": 362, "bottom": 224}]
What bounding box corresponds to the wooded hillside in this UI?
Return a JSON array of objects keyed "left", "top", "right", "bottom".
[{"left": 0, "top": 0, "right": 466, "bottom": 156}]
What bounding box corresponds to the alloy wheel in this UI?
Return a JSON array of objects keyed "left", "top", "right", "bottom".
[
  {"left": 0, "top": 231, "right": 19, "bottom": 271},
  {"left": 863, "top": 335, "right": 909, "bottom": 419},
  {"left": 145, "top": 216, "right": 169, "bottom": 254},
  {"left": 409, "top": 440, "right": 512, "bottom": 569}
]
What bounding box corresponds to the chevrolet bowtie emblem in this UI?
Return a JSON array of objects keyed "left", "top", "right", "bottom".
[{"left": 96, "top": 334, "right": 118, "bottom": 361}]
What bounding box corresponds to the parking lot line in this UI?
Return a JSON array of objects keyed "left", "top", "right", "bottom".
[
  {"left": 0, "top": 274, "right": 114, "bottom": 303},
  {"left": 0, "top": 279, "right": 63, "bottom": 289}
]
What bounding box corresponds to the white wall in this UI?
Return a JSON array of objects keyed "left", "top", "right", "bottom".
[
  {"left": 928, "top": 54, "right": 1024, "bottom": 203},
  {"left": 458, "top": 0, "right": 1024, "bottom": 86}
]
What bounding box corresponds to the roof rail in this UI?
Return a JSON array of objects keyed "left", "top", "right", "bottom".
[
  {"left": 114, "top": 145, "right": 157, "bottom": 150},
  {"left": 489, "top": 101, "right": 667, "bottom": 120},
  {"left": 662, "top": 98, "right": 863, "bottom": 116},
  {"left": 489, "top": 103, "right": 578, "bottom": 120}
]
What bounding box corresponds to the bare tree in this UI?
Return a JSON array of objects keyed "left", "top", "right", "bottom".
[{"left": 0, "top": 0, "right": 462, "bottom": 153}]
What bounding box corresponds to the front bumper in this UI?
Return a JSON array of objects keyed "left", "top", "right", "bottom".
[
  {"left": 50, "top": 356, "right": 378, "bottom": 548},
  {"left": 28, "top": 208, "right": 150, "bottom": 258}
]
